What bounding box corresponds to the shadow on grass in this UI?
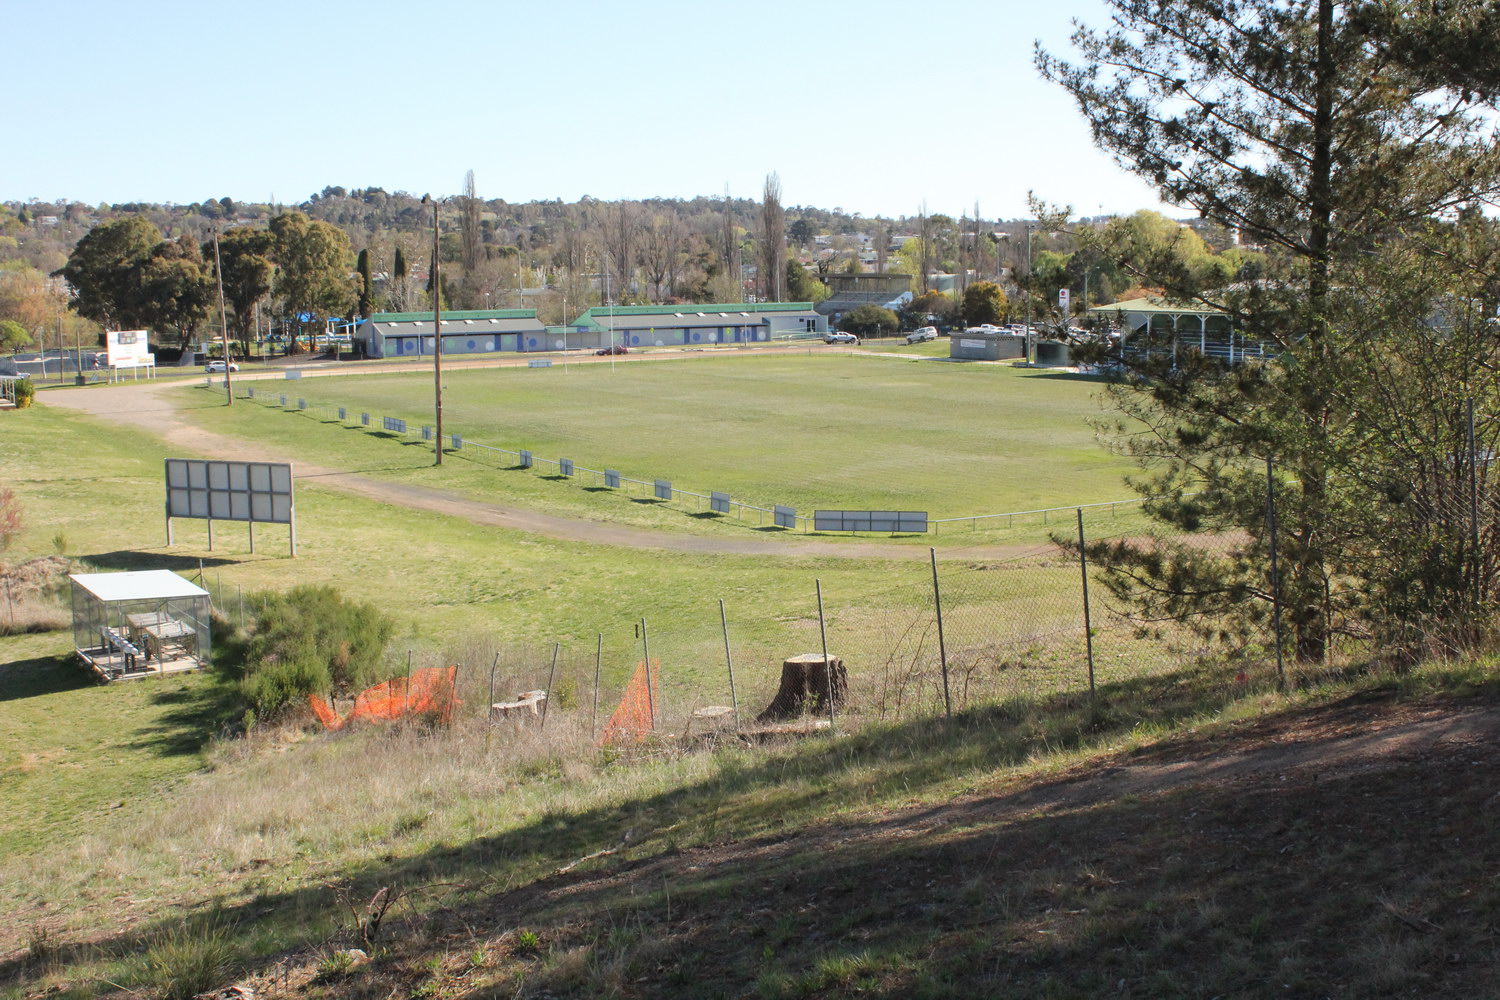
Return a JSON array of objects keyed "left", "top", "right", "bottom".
[
  {"left": 77, "top": 551, "right": 239, "bottom": 572},
  {"left": 0, "top": 662, "right": 1255, "bottom": 976},
  {"left": 121, "top": 674, "right": 240, "bottom": 758},
  {"left": 0, "top": 654, "right": 93, "bottom": 702}
]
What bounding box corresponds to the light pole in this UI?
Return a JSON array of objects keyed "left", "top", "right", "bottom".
[
  {"left": 422, "top": 195, "right": 444, "bottom": 466},
  {"left": 212, "top": 229, "right": 232, "bottom": 406}
]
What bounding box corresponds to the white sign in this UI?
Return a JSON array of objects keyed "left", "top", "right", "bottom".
[
  {"left": 1058, "top": 289, "right": 1071, "bottom": 311},
  {"left": 165, "top": 459, "right": 294, "bottom": 524},
  {"left": 960, "top": 339, "right": 985, "bottom": 348},
  {"left": 105, "top": 330, "right": 151, "bottom": 367}
]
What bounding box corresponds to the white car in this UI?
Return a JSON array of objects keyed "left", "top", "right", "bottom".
[
  {"left": 824, "top": 331, "right": 860, "bottom": 344},
  {"left": 906, "top": 326, "right": 938, "bottom": 344},
  {"left": 205, "top": 361, "right": 240, "bottom": 373}
]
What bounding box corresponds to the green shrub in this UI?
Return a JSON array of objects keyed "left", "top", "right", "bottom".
[
  {"left": 141, "top": 920, "right": 242, "bottom": 1000},
  {"left": 838, "top": 304, "right": 899, "bottom": 337},
  {"left": 241, "top": 584, "right": 394, "bottom": 715},
  {"left": 13, "top": 377, "right": 35, "bottom": 408}
]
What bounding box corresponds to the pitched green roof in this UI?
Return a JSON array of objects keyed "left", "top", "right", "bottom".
[
  {"left": 568, "top": 302, "right": 814, "bottom": 331},
  {"left": 370, "top": 309, "right": 537, "bottom": 323}
]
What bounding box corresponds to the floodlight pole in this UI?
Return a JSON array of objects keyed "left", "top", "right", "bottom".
[
  {"left": 213, "top": 229, "right": 232, "bottom": 406},
  {"left": 427, "top": 196, "right": 444, "bottom": 466}
]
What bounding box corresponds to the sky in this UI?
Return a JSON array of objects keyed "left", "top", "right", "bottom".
[{"left": 9, "top": 0, "right": 1172, "bottom": 221}]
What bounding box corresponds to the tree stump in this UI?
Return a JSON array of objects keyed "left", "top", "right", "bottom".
[{"left": 756, "top": 654, "right": 847, "bottom": 722}]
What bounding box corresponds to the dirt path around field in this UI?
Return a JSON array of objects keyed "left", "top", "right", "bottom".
[{"left": 42, "top": 379, "right": 1043, "bottom": 560}]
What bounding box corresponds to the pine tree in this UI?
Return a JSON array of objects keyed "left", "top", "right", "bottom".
[{"left": 1039, "top": 0, "right": 1500, "bottom": 661}]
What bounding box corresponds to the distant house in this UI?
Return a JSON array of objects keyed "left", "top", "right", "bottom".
[
  {"left": 814, "top": 273, "right": 913, "bottom": 327},
  {"left": 355, "top": 309, "right": 548, "bottom": 359},
  {"left": 568, "top": 302, "right": 825, "bottom": 349}
]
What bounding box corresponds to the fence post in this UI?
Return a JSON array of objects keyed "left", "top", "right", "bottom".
[
  {"left": 487, "top": 652, "right": 499, "bottom": 724},
  {"left": 719, "top": 599, "right": 740, "bottom": 728},
  {"left": 405, "top": 650, "right": 413, "bottom": 722},
  {"left": 930, "top": 548, "right": 952, "bottom": 718},
  {"left": 1266, "top": 457, "right": 1286, "bottom": 688},
  {"left": 592, "top": 633, "right": 603, "bottom": 740},
  {"left": 1076, "top": 508, "right": 1096, "bottom": 704},
  {"left": 540, "top": 642, "right": 560, "bottom": 730},
  {"left": 640, "top": 618, "right": 656, "bottom": 730},
  {"left": 816, "top": 579, "right": 835, "bottom": 729}
]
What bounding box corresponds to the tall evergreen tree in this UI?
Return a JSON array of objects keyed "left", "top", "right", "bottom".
[{"left": 1039, "top": 0, "right": 1500, "bottom": 661}]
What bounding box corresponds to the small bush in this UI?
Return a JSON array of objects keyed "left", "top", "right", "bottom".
[
  {"left": 241, "top": 584, "right": 394, "bottom": 716},
  {"left": 13, "top": 377, "right": 35, "bottom": 408},
  {"left": 141, "top": 920, "right": 242, "bottom": 1000}
]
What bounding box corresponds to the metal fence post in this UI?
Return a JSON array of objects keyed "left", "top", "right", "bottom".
[
  {"left": 930, "top": 548, "right": 952, "bottom": 718},
  {"left": 640, "top": 618, "right": 656, "bottom": 730},
  {"left": 592, "top": 633, "right": 603, "bottom": 740},
  {"left": 1076, "top": 508, "right": 1096, "bottom": 704},
  {"left": 816, "top": 580, "right": 835, "bottom": 729},
  {"left": 487, "top": 652, "right": 499, "bottom": 724},
  {"left": 719, "top": 599, "right": 740, "bottom": 728},
  {"left": 1266, "top": 457, "right": 1287, "bottom": 688},
  {"left": 540, "top": 642, "right": 559, "bottom": 730}
]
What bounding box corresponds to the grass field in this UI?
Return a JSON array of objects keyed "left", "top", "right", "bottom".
[{"left": 196, "top": 353, "right": 1139, "bottom": 521}]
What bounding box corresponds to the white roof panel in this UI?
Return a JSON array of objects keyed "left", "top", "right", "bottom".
[{"left": 70, "top": 570, "right": 210, "bottom": 603}]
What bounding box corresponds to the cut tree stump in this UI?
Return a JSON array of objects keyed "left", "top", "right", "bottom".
[{"left": 756, "top": 654, "right": 847, "bottom": 722}]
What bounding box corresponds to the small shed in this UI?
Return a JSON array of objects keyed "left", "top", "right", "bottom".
[
  {"left": 69, "top": 570, "right": 213, "bottom": 681},
  {"left": 1034, "top": 339, "right": 1074, "bottom": 367},
  {"left": 949, "top": 329, "right": 1026, "bottom": 361}
]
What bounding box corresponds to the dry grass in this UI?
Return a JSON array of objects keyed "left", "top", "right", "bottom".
[{"left": 0, "top": 556, "right": 70, "bottom": 635}]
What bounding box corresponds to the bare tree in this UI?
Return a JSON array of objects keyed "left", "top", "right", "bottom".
[
  {"left": 600, "top": 202, "right": 638, "bottom": 302},
  {"left": 641, "top": 211, "right": 684, "bottom": 302},
  {"left": 758, "top": 173, "right": 786, "bottom": 302}
]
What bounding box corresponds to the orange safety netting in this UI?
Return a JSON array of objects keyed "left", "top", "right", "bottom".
[
  {"left": 600, "top": 660, "right": 659, "bottom": 745},
  {"left": 309, "top": 665, "right": 460, "bottom": 730}
]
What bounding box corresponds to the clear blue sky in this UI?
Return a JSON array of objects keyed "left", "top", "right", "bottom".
[{"left": 11, "top": 0, "right": 1170, "bottom": 220}]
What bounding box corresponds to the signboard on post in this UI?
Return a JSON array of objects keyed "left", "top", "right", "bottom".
[
  {"left": 105, "top": 330, "right": 150, "bottom": 367},
  {"left": 165, "top": 458, "right": 296, "bottom": 556},
  {"left": 1058, "top": 288, "right": 1071, "bottom": 312},
  {"left": 774, "top": 505, "right": 797, "bottom": 529}
]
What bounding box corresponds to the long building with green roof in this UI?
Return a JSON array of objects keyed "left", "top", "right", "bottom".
[{"left": 567, "top": 301, "right": 825, "bottom": 348}]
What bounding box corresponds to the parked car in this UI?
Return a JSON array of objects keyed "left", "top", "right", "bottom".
[
  {"left": 906, "top": 326, "right": 939, "bottom": 344},
  {"left": 204, "top": 360, "right": 240, "bottom": 372},
  {"left": 595, "top": 345, "right": 629, "bottom": 355},
  {"left": 824, "top": 331, "right": 860, "bottom": 344}
]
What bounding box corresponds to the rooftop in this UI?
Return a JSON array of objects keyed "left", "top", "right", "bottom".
[{"left": 70, "top": 570, "right": 210, "bottom": 603}]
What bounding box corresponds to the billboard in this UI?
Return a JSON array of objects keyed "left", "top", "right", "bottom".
[
  {"left": 814, "top": 510, "right": 929, "bottom": 534},
  {"left": 105, "top": 330, "right": 151, "bottom": 367},
  {"left": 165, "top": 459, "right": 294, "bottom": 524}
]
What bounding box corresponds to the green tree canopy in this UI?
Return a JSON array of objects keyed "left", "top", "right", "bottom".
[
  {"left": 0, "top": 319, "right": 32, "bottom": 352},
  {"left": 960, "top": 281, "right": 1008, "bottom": 327},
  {"left": 59, "top": 216, "right": 161, "bottom": 329},
  {"left": 133, "top": 238, "right": 213, "bottom": 347},
  {"left": 210, "top": 227, "right": 276, "bottom": 354},
  {"left": 1040, "top": 0, "right": 1500, "bottom": 662},
  {"left": 838, "top": 304, "right": 899, "bottom": 337},
  {"left": 270, "top": 212, "right": 355, "bottom": 350}
]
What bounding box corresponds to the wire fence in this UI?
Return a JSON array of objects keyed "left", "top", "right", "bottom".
[
  {"left": 191, "top": 504, "right": 1269, "bottom": 741},
  {"left": 217, "top": 381, "right": 1145, "bottom": 535}
]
